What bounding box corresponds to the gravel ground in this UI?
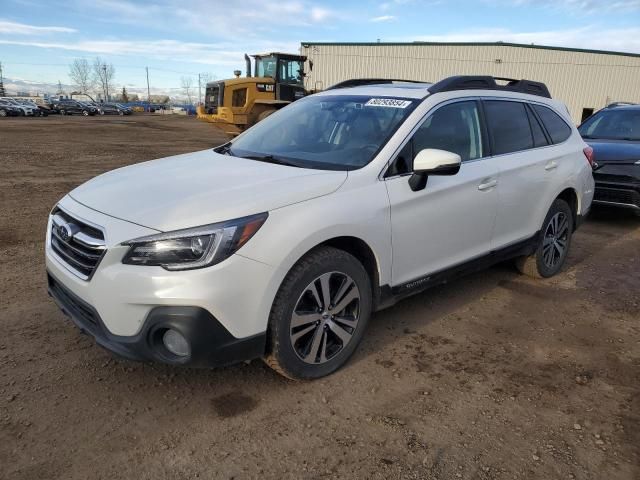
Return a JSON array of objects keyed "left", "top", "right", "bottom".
[{"left": 0, "top": 114, "right": 638, "bottom": 480}]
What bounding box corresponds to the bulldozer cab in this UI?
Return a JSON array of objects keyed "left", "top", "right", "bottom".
[
  {"left": 253, "top": 53, "right": 307, "bottom": 102},
  {"left": 199, "top": 52, "right": 308, "bottom": 133}
]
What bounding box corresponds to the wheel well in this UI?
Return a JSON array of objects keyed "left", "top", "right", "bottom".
[
  {"left": 318, "top": 236, "right": 381, "bottom": 307},
  {"left": 556, "top": 188, "right": 579, "bottom": 230}
]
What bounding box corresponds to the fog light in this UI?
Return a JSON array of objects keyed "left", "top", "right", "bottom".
[{"left": 162, "top": 329, "right": 190, "bottom": 357}]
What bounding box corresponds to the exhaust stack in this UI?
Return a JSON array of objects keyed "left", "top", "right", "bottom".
[{"left": 244, "top": 54, "right": 252, "bottom": 77}]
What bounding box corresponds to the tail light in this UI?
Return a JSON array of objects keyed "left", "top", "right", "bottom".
[{"left": 583, "top": 146, "right": 595, "bottom": 168}]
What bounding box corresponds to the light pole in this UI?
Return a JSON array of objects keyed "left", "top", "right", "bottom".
[{"left": 102, "top": 64, "right": 109, "bottom": 101}]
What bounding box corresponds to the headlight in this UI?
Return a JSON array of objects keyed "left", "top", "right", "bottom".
[{"left": 121, "top": 212, "right": 268, "bottom": 270}]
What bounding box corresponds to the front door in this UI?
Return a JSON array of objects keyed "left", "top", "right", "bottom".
[{"left": 385, "top": 100, "right": 500, "bottom": 287}]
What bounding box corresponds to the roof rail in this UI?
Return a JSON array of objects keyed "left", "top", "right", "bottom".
[
  {"left": 428, "top": 75, "right": 551, "bottom": 98},
  {"left": 327, "top": 78, "right": 429, "bottom": 90}
]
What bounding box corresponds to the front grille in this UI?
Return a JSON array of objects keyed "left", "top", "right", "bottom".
[
  {"left": 594, "top": 187, "right": 640, "bottom": 207},
  {"left": 50, "top": 208, "right": 106, "bottom": 280},
  {"left": 48, "top": 274, "right": 100, "bottom": 331}
]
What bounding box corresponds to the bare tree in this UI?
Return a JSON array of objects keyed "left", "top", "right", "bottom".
[
  {"left": 68, "top": 59, "right": 95, "bottom": 95},
  {"left": 93, "top": 57, "right": 115, "bottom": 100},
  {"left": 181, "top": 76, "right": 195, "bottom": 104}
]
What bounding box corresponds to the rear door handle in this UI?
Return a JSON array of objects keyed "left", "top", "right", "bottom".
[
  {"left": 545, "top": 160, "right": 558, "bottom": 171},
  {"left": 478, "top": 178, "right": 498, "bottom": 191}
]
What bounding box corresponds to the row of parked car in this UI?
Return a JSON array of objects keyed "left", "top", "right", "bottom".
[{"left": 0, "top": 97, "right": 133, "bottom": 117}]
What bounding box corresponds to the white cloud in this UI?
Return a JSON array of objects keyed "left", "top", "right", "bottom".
[
  {"left": 403, "top": 26, "right": 640, "bottom": 54},
  {"left": 0, "top": 19, "right": 76, "bottom": 35},
  {"left": 488, "top": 0, "right": 640, "bottom": 13},
  {"left": 0, "top": 38, "right": 299, "bottom": 66},
  {"left": 371, "top": 15, "right": 397, "bottom": 22}
]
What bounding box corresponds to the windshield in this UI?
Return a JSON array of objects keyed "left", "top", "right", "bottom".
[
  {"left": 579, "top": 109, "right": 640, "bottom": 141},
  {"left": 228, "top": 94, "right": 418, "bottom": 170}
]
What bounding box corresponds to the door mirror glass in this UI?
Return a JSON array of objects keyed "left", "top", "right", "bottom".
[{"left": 413, "top": 148, "right": 461, "bottom": 175}]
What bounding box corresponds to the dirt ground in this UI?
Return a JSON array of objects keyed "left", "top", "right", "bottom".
[{"left": 0, "top": 114, "right": 638, "bottom": 480}]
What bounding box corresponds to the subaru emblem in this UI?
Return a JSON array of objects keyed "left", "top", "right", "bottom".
[{"left": 57, "top": 223, "right": 73, "bottom": 243}]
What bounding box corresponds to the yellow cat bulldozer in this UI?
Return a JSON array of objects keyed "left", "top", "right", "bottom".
[{"left": 196, "top": 52, "right": 309, "bottom": 134}]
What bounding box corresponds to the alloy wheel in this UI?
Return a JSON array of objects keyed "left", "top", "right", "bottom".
[
  {"left": 290, "top": 271, "right": 361, "bottom": 364},
  {"left": 542, "top": 212, "right": 569, "bottom": 268}
]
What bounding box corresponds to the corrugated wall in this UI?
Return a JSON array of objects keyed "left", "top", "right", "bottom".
[{"left": 300, "top": 43, "right": 640, "bottom": 123}]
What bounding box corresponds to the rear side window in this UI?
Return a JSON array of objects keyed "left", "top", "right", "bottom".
[
  {"left": 533, "top": 104, "right": 572, "bottom": 143},
  {"left": 526, "top": 105, "right": 549, "bottom": 148},
  {"left": 484, "top": 101, "right": 533, "bottom": 155}
]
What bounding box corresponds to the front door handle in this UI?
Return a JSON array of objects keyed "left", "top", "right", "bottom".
[
  {"left": 545, "top": 160, "right": 558, "bottom": 171},
  {"left": 478, "top": 178, "right": 498, "bottom": 191}
]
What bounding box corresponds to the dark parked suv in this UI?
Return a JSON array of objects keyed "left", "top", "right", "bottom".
[
  {"left": 579, "top": 104, "right": 640, "bottom": 214},
  {"left": 52, "top": 100, "right": 98, "bottom": 116},
  {"left": 98, "top": 103, "right": 132, "bottom": 115}
]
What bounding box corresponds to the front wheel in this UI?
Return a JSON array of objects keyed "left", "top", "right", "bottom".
[
  {"left": 516, "top": 199, "right": 573, "bottom": 278},
  {"left": 264, "top": 247, "right": 372, "bottom": 380}
]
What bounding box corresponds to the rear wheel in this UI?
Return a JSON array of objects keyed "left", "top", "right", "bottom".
[
  {"left": 60, "top": 109, "right": 66, "bottom": 116},
  {"left": 264, "top": 247, "right": 372, "bottom": 380},
  {"left": 82, "top": 110, "right": 89, "bottom": 116},
  {"left": 516, "top": 199, "right": 573, "bottom": 278},
  {"left": 0, "top": 109, "right": 6, "bottom": 117}
]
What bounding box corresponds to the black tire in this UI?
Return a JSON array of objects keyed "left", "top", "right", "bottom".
[
  {"left": 264, "top": 246, "right": 372, "bottom": 380},
  {"left": 516, "top": 198, "right": 573, "bottom": 278}
]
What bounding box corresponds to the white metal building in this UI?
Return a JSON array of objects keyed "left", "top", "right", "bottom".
[{"left": 300, "top": 42, "right": 640, "bottom": 124}]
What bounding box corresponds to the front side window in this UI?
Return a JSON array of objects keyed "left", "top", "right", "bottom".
[
  {"left": 485, "top": 100, "right": 533, "bottom": 155},
  {"left": 533, "top": 104, "right": 572, "bottom": 143},
  {"left": 228, "top": 95, "right": 418, "bottom": 171},
  {"left": 413, "top": 101, "right": 484, "bottom": 162},
  {"left": 578, "top": 108, "right": 640, "bottom": 141}
]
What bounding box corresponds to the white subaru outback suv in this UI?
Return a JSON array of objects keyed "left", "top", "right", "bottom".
[{"left": 46, "top": 76, "right": 595, "bottom": 379}]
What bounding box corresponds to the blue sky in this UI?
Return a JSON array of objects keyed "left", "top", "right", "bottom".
[{"left": 1, "top": 0, "right": 639, "bottom": 95}]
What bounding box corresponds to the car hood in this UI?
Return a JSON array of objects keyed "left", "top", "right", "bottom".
[
  {"left": 69, "top": 149, "right": 347, "bottom": 232},
  {"left": 585, "top": 139, "right": 640, "bottom": 164}
]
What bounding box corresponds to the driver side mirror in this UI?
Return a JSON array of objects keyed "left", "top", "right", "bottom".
[{"left": 409, "top": 148, "right": 461, "bottom": 191}]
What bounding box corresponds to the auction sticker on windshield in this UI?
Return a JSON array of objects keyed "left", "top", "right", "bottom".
[{"left": 365, "top": 98, "right": 412, "bottom": 108}]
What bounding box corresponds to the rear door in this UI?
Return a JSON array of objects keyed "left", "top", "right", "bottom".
[
  {"left": 385, "top": 99, "right": 500, "bottom": 286},
  {"left": 483, "top": 99, "right": 557, "bottom": 249}
]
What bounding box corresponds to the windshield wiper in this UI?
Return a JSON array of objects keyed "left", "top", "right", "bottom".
[
  {"left": 239, "top": 154, "right": 300, "bottom": 167},
  {"left": 214, "top": 142, "right": 234, "bottom": 155}
]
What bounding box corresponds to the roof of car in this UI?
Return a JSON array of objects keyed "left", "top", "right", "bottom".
[
  {"left": 317, "top": 82, "right": 433, "bottom": 99},
  {"left": 607, "top": 104, "right": 640, "bottom": 110}
]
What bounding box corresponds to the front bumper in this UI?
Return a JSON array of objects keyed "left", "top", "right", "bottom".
[
  {"left": 48, "top": 271, "right": 266, "bottom": 367},
  {"left": 593, "top": 164, "right": 640, "bottom": 212}
]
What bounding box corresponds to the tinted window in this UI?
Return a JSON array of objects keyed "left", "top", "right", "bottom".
[
  {"left": 533, "top": 104, "right": 572, "bottom": 143},
  {"left": 484, "top": 100, "right": 533, "bottom": 155},
  {"left": 526, "top": 105, "right": 549, "bottom": 147},
  {"left": 413, "top": 101, "right": 484, "bottom": 162}
]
